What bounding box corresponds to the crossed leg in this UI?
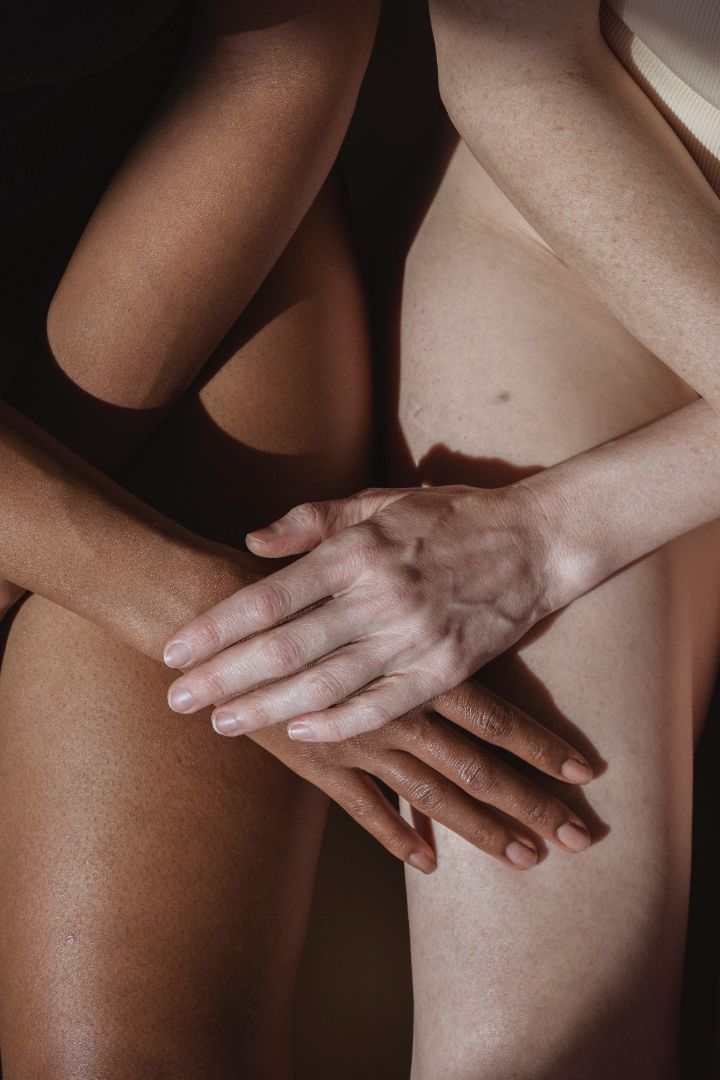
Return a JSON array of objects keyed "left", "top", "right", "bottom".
[
  {"left": 0, "top": 180, "right": 372, "bottom": 1079},
  {"left": 394, "top": 138, "right": 720, "bottom": 1079}
]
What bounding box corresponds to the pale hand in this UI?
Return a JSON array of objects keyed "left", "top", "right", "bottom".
[{"left": 164, "top": 485, "right": 562, "bottom": 741}]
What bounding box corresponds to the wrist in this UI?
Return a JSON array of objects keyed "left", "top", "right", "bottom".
[
  {"left": 128, "top": 532, "right": 260, "bottom": 660},
  {"left": 502, "top": 469, "right": 607, "bottom": 616}
]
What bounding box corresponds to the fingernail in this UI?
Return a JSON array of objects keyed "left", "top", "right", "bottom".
[
  {"left": 247, "top": 524, "right": 279, "bottom": 546},
  {"left": 505, "top": 840, "right": 538, "bottom": 869},
  {"left": 164, "top": 641, "right": 192, "bottom": 668},
  {"left": 557, "top": 821, "right": 591, "bottom": 852},
  {"left": 167, "top": 687, "right": 196, "bottom": 713},
  {"left": 408, "top": 851, "right": 436, "bottom": 874},
  {"left": 288, "top": 721, "right": 314, "bottom": 741},
  {"left": 561, "top": 757, "right": 594, "bottom": 784},
  {"left": 212, "top": 711, "right": 238, "bottom": 735}
]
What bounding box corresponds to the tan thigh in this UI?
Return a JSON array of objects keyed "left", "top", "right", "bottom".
[
  {"left": 392, "top": 138, "right": 720, "bottom": 1080},
  {"left": 0, "top": 181, "right": 371, "bottom": 1078}
]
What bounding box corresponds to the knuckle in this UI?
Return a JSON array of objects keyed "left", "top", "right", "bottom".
[
  {"left": 200, "top": 665, "right": 231, "bottom": 701},
  {"left": 306, "top": 669, "right": 347, "bottom": 708},
  {"left": 456, "top": 756, "right": 492, "bottom": 792},
  {"left": 349, "top": 525, "right": 383, "bottom": 566},
  {"left": 341, "top": 791, "right": 371, "bottom": 820},
  {"left": 239, "top": 696, "right": 270, "bottom": 727},
  {"left": 524, "top": 737, "right": 549, "bottom": 765},
  {"left": 251, "top": 581, "right": 292, "bottom": 624},
  {"left": 289, "top": 501, "right": 326, "bottom": 531},
  {"left": 363, "top": 698, "right": 394, "bottom": 732},
  {"left": 426, "top": 643, "right": 463, "bottom": 685},
  {"left": 264, "top": 630, "right": 304, "bottom": 671},
  {"left": 195, "top": 617, "right": 225, "bottom": 654},
  {"left": 402, "top": 709, "right": 434, "bottom": 746},
  {"left": 476, "top": 699, "right": 513, "bottom": 743},
  {"left": 522, "top": 798, "right": 553, "bottom": 831},
  {"left": 408, "top": 778, "right": 447, "bottom": 814},
  {"left": 467, "top": 820, "right": 495, "bottom": 851}
]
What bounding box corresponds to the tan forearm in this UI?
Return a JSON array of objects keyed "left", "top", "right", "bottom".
[{"left": 0, "top": 400, "right": 257, "bottom": 655}]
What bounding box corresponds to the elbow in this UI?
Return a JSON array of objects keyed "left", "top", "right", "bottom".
[{"left": 428, "top": 1, "right": 474, "bottom": 129}]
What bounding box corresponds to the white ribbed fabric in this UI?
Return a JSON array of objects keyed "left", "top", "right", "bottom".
[{"left": 602, "top": 0, "right": 720, "bottom": 194}]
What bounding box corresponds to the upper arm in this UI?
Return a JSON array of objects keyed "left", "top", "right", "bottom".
[
  {"left": 191, "top": 0, "right": 380, "bottom": 88},
  {"left": 429, "top": 0, "right": 602, "bottom": 48},
  {"left": 429, "top": 0, "right": 606, "bottom": 104}
]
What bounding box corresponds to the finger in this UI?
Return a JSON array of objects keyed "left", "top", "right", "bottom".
[
  {"left": 166, "top": 596, "right": 369, "bottom": 715},
  {"left": 374, "top": 751, "right": 539, "bottom": 870},
  {"left": 327, "top": 769, "right": 437, "bottom": 874},
  {"left": 245, "top": 489, "right": 404, "bottom": 557},
  {"left": 285, "top": 667, "right": 439, "bottom": 743},
  {"left": 210, "top": 638, "right": 387, "bottom": 735},
  {"left": 401, "top": 721, "right": 591, "bottom": 853},
  {"left": 163, "top": 546, "right": 350, "bottom": 670},
  {"left": 433, "top": 680, "right": 594, "bottom": 784}
]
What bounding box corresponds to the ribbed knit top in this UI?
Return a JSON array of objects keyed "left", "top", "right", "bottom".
[{"left": 602, "top": 0, "right": 720, "bottom": 194}]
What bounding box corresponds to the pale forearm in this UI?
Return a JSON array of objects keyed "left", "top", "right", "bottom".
[
  {"left": 430, "top": 1, "right": 720, "bottom": 412},
  {"left": 0, "top": 400, "right": 257, "bottom": 656},
  {"left": 515, "top": 399, "right": 720, "bottom": 611}
]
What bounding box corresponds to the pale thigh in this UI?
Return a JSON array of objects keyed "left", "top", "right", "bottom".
[
  {"left": 394, "top": 138, "right": 720, "bottom": 1080},
  {"left": 0, "top": 181, "right": 371, "bottom": 1078}
]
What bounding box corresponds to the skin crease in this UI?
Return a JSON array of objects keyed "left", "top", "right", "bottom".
[
  {"left": 165, "top": 0, "right": 720, "bottom": 743},
  {"left": 0, "top": 0, "right": 594, "bottom": 875},
  {"left": 0, "top": 15, "right": 610, "bottom": 1074},
  {"left": 0, "top": 0, "right": 382, "bottom": 607},
  {"left": 395, "top": 139, "right": 720, "bottom": 1080},
  {"left": 0, "top": 178, "right": 367, "bottom": 1077},
  {"left": 1, "top": 4, "right": 720, "bottom": 1075},
  {"left": 0, "top": 164, "right": 593, "bottom": 1079}
]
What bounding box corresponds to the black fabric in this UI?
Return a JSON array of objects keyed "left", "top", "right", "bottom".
[
  {"left": 0, "top": 0, "right": 193, "bottom": 326},
  {"left": 1, "top": 0, "right": 182, "bottom": 90}
]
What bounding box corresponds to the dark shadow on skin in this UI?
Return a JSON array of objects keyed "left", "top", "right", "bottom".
[
  {"left": 390, "top": 436, "right": 611, "bottom": 850},
  {"left": 379, "top": 119, "right": 720, "bottom": 1070},
  {"left": 189, "top": 0, "right": 318, "bottom": 38},
  {"left": 0, "top": 0, "right": 194, "bottom": 322},
  {"left": 0, "top": 6, "right": 438, "bottom": 1078},
  {"left": 2, "top": 321, "right": 411, "bottom": 1080},
  {"left": 680, "top": 686, "right": 720, "bottom": 1078},
  {"left": 375, "top": 132, "right": 611, "bottom": 849},
  {"left": 6, "top": 238, "right": 302, "bottom": 494}
]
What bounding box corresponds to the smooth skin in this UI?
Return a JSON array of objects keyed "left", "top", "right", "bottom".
[
  {"left": 0, "top": 0, "right": 600, "bottom": 877},
  {"left": 1, "top": 4, "right": 716, "bottom": 1075},
  {"left": 0, "top": 17, "right": 606, "bottom": 1079},
  {"left": 162, "top": 1, "right": 720, "bottom": 1072},
  {"left": 167, "top": 0, "right": 720, "bottom": 745},
  {"left": 399, "top": 140, "right": 720, "bottom": 1079},
  {"left": 0, "top": 172, "right": 592, "bottom": 1077},
  {"left": 0, "top": 179, "right": 366, "bottom": 1079}
]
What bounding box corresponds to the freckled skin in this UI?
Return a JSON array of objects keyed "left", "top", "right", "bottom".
[
  {"left": 395, "top": 135, "right": 720, "bottom": 1079},
  {"left": 2, "top": 1, "right": 720, "bottom": 1076}
]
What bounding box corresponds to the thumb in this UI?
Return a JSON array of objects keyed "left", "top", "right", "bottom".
[{"left": 246, "top": 489, "right": 406, "bottom": 557}]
